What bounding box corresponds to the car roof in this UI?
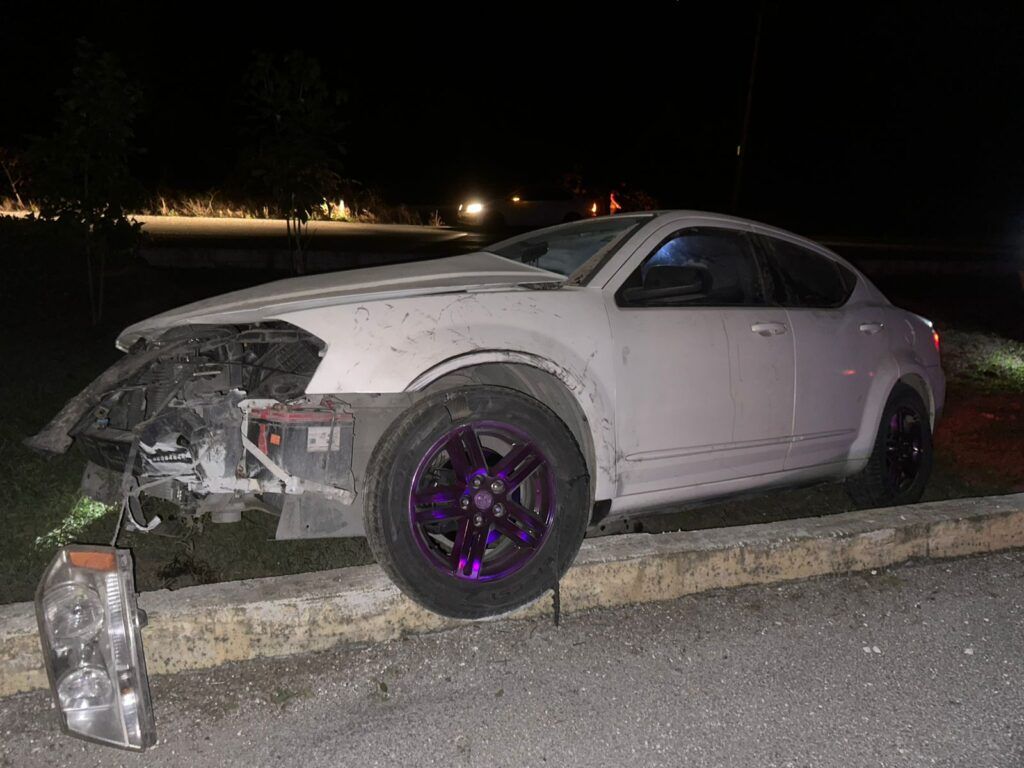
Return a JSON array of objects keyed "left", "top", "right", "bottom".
[{"left": 644, "top": 210, "right": 846, "bottom": 260}]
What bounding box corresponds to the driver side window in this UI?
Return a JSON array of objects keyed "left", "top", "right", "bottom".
[{"left": 616, "top": 227, "right": 765, "bottom": 307}]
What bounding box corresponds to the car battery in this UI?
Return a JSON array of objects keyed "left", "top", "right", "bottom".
[{"left": 245, "top": 403, "right": 354, "bottom": 490}]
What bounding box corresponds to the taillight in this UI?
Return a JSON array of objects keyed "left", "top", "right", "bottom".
[{"left": 932, "top": 330, "right": 940, "bottom": 353}]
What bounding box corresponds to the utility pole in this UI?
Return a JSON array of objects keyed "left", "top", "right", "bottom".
[{"left": 732, "top": 3, "right": 765, "bottom": 214}]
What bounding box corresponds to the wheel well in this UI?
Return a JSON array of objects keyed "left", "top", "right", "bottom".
[
  {"left": 420, "top": 363, "right": 597, "bottom": 502},
  {"left": 897, "top": 374, "right": 935, "bottom": 428}
]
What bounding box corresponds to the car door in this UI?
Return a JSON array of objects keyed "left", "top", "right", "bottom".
[
  {"left": 607, "top": 223, "right": 795, "bottom": 497},
  {"left": 756, "top": 234, "right": 889, "bottom": 471}
]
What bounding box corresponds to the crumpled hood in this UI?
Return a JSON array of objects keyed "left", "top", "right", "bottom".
[{"left": 118, "top": 252, "right": 562, "bottom": 348}]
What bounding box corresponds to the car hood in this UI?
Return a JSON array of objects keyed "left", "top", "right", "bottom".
[{"left": 117, "top": 252, "right": 562, "bottom": 348}]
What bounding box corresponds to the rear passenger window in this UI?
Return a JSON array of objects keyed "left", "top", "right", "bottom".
[{"left": 761, "top": 237, "right": 856, "bottom": 308}]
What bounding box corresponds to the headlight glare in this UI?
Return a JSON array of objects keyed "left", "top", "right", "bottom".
[{"left": 465, "top": 202, "right": 484, "bottom": 214}]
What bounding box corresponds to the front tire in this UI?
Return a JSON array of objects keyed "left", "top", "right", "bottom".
[
  {"left": 364, "top": 386, "right": 590, "bottom": 619},
  {"left": 845, "top": 384, "right": 933, "bottom": 508}
]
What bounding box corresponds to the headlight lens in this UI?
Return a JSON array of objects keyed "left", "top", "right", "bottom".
[
  {"left": 36, "top": 546, "right": 155, "bottom": 751},
  {"left": 57, "top": 666, "right": 115, "bottom": 710},
  {"left": 464, "top": 202, "right": 484, "bottom": 214},
  {"left": 43, "top": 583, "right": 105, "bottom": 643}
]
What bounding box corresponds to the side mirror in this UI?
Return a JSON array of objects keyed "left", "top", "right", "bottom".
[{"left": 622, "top": 264, "right": 711, "bottom": 304}]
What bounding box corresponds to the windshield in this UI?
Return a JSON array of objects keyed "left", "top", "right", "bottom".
[{"left": 489, "top": 215, "right": 652, "bottom": 280}]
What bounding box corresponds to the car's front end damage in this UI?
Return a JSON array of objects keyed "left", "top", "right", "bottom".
[
  {"left": 24, "top": 250, "right": 592, "bottom": 750},
  {"left": 27, "top": 321, "right": 355, "bottom": 533},
  {"left": 26, "top": 253, "right": 577, "bottom": 543}
]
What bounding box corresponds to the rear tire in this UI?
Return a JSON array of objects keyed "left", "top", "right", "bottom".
[
  {"left": 363, "top": 386, "right": 590, "bottom": 619},
  {"left": 845, "top": 384, "right": 933, "bottom": 508}
]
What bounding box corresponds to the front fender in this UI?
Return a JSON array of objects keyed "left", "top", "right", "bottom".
[
  {"left": 406, "top": 349, "right": 617, "bottom": 498},
  {"left": 279, "top": 289, "right": 618, "bottom": 498}
]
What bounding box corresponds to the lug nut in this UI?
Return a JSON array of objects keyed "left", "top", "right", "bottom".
[
  {"left": 493, "top": 503, "right": 505, "bottom": 517},
  {"left": 473, "top": 513, "right": 484, "bottom": 527},
  {"left": 460, "top": 496, "right": 471, "bottom": 509},
  {"left": 472, "top": 476, "right": 483, "bottom": 489},
  {"left": 490, "top": 479, "right": 505, "bottom": 494}
]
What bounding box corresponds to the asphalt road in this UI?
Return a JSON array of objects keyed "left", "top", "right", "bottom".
[{"left": 3, "top": 551, "right": 1022, "bottom": 767}]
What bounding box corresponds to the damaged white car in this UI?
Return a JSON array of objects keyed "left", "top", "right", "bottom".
[{"left": 30, "top": 211, "right": 945, "bottom": 622}]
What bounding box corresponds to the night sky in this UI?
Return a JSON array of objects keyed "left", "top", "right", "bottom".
[{"left": 2, "top": 3, "right": 1021, "bottom": 243}]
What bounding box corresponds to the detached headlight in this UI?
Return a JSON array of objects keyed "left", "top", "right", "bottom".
[
  {"left": 43, "top": 583, "right": 105, "bottom": 642},
  {"left": 464, "top": 202, "right": 484, "bottom": 215},
  {"left": 36, "top": 546, "right": 155, "bottom": 751}
]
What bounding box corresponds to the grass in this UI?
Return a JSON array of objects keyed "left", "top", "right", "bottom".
[
  {"left": 34, "top": 497, "right": 116, "bottom": 548},
  {"left": 0, "top": 196, "right": 36, "bottom": 215},
  {"left": 941, "top": 328, "right": 1024, "bottom": 393},
  {"left": 0, "top": 320, "right": 122, "bottom": 605}
]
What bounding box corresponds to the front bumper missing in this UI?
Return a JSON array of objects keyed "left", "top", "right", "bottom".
[{"left": 26, "top": 324, "right": 357, "bottom": 531}]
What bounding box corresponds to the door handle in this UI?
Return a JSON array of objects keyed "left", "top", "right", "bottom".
[
  {"left": 859, "top": 322, "right": 885, "bottom": 335},
  {"left": 750, "top": 322, "right": 787, "bottom": 337}
]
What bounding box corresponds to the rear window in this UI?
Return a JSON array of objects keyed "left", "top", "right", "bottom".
[{"left": 761, "top": 237, "right": 856, "bottom": 308}]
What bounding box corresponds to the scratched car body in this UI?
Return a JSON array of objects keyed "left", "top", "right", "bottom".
[{"left": 30, "top": 212, "right": 945, "bottom": 619}]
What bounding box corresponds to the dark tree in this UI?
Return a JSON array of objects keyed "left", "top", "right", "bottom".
[
  {"left": 0, "top": 147, "right": 27, "bottom": 209},
  {"left": 239, "top": 51, "right": 345, "bottom": 274},
  {"left": 30, "top": 40, "right": 142, "bottom": 324}
]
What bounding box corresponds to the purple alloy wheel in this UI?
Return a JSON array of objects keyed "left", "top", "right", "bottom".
[
  {"left": 409, "top": 421, "right": 556, "bottom": 581},
  {"left": 885, "top": 405, "right": 923, "bottom": 491}
]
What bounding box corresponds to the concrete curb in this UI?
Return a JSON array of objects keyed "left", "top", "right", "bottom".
[{"left": 3, "top": 493, "right": 1023, "bottom": 698}]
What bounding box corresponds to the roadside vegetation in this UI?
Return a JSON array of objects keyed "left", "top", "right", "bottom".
[
  {"left": 0, "top": 39, "right": 446, "bottom": 265},
  {"left": 941, "top": 328, "right": 1024, "bottom": 393},
  {"left": 1, "top": 190, "right": 446, "bottom": 227}
]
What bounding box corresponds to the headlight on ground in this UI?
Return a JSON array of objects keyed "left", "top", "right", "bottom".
[
  {"left": 42, "top": 583, "right": 105, "bottom": 643},
  {"left": 58, "top": 665, "right": 115, "bottom": 710},
  {"left": 36, "top": 546, "right": 155, "bottom": 751}
]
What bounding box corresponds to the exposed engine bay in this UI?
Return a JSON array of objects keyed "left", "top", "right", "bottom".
[{"left": 35, "top": 322, "right": 355, "bottom": 532}]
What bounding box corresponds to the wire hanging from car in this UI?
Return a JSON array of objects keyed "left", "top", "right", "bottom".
[{"left": 551, "top": 513, "right": 561, "bottom": 627}]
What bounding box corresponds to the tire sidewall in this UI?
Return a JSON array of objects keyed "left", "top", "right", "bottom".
[{"left": 366, "top": 387, "right": 589, "bottom": 618}]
